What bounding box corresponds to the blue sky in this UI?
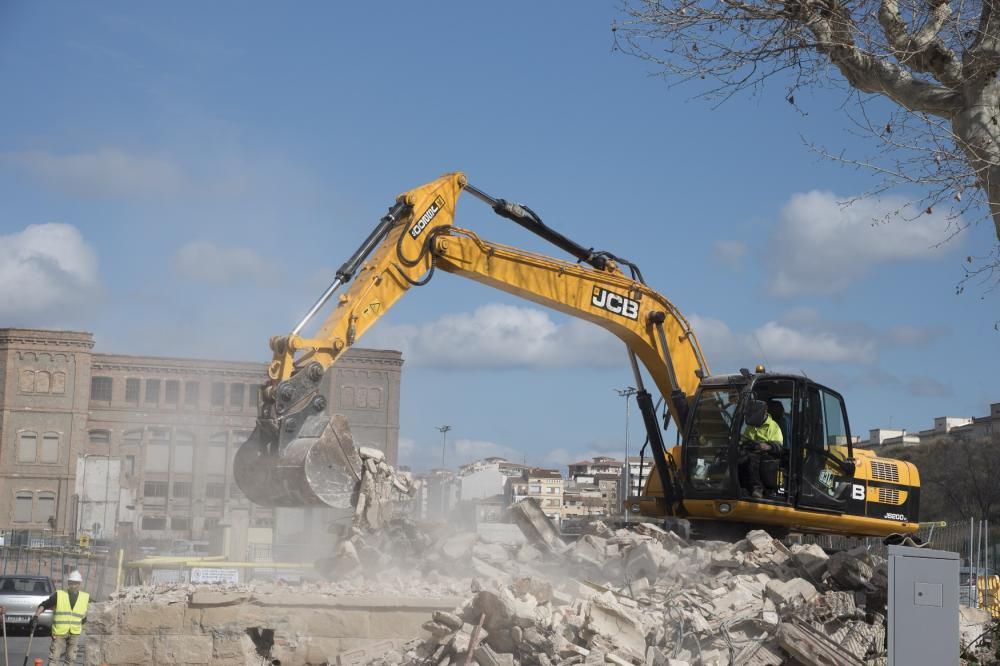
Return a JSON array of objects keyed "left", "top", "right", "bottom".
[{"left": 1, "top": 2, "right": 997, "bottom": 472}]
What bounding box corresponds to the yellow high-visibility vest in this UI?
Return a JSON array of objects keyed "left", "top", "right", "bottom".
[
  {"left": 52, "top": 590, "right": 89, "bottom": 636},
  {"left": 744, "top": 414, "right": 783, "bottom": 446}
]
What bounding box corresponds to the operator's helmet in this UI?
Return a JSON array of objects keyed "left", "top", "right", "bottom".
[
  {"left": 744, "top": 400, "right": 768, "bottom": 427},
  {"left": 66, "top": 571, "right": 83, "bottom": 583}
]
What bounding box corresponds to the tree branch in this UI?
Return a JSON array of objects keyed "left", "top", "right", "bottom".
[
  {"left": 966, "top": 0, "right": 1000, "bottom": 78},
  {"left": 784, "top": 0, "right": 961, "bottom": 116},
  {"left": 878, "top": 0, "right": 963, "bottom": 88}
]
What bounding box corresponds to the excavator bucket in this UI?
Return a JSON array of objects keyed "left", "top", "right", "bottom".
[{"left": 233, "top": 413, "right": 363, "bottom": 517}]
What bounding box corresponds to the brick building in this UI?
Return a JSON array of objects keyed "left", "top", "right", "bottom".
[{"left": 0, "top": 328, "right": 402, "bottom": 545}]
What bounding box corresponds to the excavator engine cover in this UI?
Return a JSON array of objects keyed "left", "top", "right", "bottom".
[{"left": 234, "top": 412, "right": 363, "bottom": 515}]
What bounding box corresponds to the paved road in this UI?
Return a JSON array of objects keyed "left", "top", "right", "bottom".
[{"left": 0, "top": 627, "right": 83, "bottom": 665}]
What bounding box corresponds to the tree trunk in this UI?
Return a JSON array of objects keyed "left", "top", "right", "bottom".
[{"left": 953, "top": 79, "right": 1000, "bottom": 242}]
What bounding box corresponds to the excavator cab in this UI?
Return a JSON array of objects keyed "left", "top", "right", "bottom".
[{"left": 665, "top": 371, "right": 918, "bottom": 537}]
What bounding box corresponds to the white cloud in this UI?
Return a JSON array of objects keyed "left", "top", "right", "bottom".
[
  {"left": 172, "top": 241, "right": 276, "bottom": 286},
  {"left": 398, "top": 434, "right": 521, "bottom": 471},
  {"left": 768, "top": 191, "right": 954, "bottom": 296},
  {"left": 4, "top": 149, "right": 187, "bottom": 199},
  {"left": 884, "top": 324, "right": 947, "bottom": 347},
  {"left": 712, "top": 240, "right": 747, "bottom": 269},
  {"left": 543, "top": 447, "right": 624, "bottom": 467},
  {"left": 364, "top": 304, "right": 623, "bottom": 369},
  {"left": 0, "top": 223, "right": 100, "bottom": 324},
  {"left": 453, "top": 438, "right": 521, "bottom": 462},
  {"left": 689, "top": 311, "right": 877, "bottom": 368},
  {"left": 754, "top": 321, "right": 876, "bottom": 364}
]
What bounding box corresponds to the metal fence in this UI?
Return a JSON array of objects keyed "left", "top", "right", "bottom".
[
  {"left": 786, "top": 519, "right": 999, "bottom": 616},
  {"left": 0, "top": 531, "right": 114, "bottom": 599}
]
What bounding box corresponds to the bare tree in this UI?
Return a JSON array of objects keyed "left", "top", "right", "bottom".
[
  {"left": 898, "top": 435, "right": 1000, "bottom": 521},
  {"left": 614, "top": 0, "right": 1000, "bottom": 283}
]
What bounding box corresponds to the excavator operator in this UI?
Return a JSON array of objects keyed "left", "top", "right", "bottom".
[{"left": 739, "top": 399, "right": 784, "bottom": 499}]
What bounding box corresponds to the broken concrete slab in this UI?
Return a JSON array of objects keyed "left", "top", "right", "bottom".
[
  {"left": 777, "top": 621, "right": 864, "bottom": 666},
  {"left": 508, "top": 498, "right": 566, "bottom": 553}
]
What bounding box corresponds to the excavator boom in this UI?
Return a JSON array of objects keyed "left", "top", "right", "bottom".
[{"left": 234, "top": 172, "right": 707, "bottom": 517}]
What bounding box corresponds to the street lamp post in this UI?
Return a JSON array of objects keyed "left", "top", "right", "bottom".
[
  {"left": 616, "top": 387, "right": 637, "bottom": 523},
  {"left": 436, "top": 425, "right": 452, "bottom": 469}
]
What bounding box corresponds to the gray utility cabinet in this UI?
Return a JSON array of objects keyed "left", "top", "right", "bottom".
[{"left": 888, "top": 545, "right": 959, "bottom": 666}]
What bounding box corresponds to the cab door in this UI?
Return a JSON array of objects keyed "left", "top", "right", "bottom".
[{"left": 794, "top": 384, "right": 857, "bottom": 512}]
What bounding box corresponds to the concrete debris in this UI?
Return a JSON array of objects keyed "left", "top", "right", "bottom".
[
  {"left": 508, "top": 498, "right": 567, "bottom": 554},
  {"left": 353, "top": 446, "right": 415, "bottom": 531},
  {"left": 352, "top": 522, "right": 909, "bottom": 666}
]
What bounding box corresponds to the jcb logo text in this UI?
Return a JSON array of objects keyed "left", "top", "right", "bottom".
[{"left": 592, "top": 287, "right": 639, "bottom": 320}]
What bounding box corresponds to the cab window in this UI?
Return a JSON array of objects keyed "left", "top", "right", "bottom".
[
  {"left": 801, "top": 386, "right": 852, "bottom": 498},
  {"left": 685, "top": 387, "right": 740, "bottom": 492}
]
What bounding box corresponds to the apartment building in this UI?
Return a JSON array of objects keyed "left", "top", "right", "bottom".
[
  {"left": 861, "top": 405, "right": 999, "bottom": 448},
  {"left": 505, "top": 468, "right": 564, "bottom": 523},
  {"left": 458, "top": 457, "right": 527, "bottom": 502},
  {"left": 567, "top": 456, "right": 623, "bottom": 480},
  {"left": 561, "top": 484, "right": 606, "bottom": 519}
]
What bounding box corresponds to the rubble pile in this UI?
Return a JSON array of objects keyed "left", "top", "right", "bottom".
[{"left": 358, "top": 520, "right": 901, "bottom": 666}]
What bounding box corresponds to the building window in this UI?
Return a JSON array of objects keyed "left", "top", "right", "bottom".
[
  {"left": 123, "top": 429, "right": 143, "bottom": 445},
  {"left": 17, "top": 432, "right": 37, "bottom": 463},
  {"left": 229, "top": 484, "right": 244, "bottom": 500},
  {"left": 35, "top": 371, "right": 51, "bottom": 393},
  {"left": 165, "top": 380, "right": 180, "bottom": 404},
  {"left": 206, "top": 483, "right": 226, "bottom": 499},
  {"left": 141, "top": 516, "right": 166, "bottom": 530},
  {"left": 124, "top": 455, "right": 135, "bottom": 477},
  {"left": 206, "top": 447, "right": 226, "bottom": 474},
  {"left": 51, "top": 372, "right": 66, "bottom": 394},
  {"left": 90, "top": 376, "right": 113, "bottom": 401},
  {"left": 89, "top": 430, "right": 111, "bottom": 445},
  {"left": 184, "top": 381, "right": 199, "bottom": 406},
  {"left": 145, "top": 379, "right": 160, "bottom": 404},
  {"left": 35, "top": 492, "right": 55, "bottom": 524},
  {"left": 14, "top": 492, "right": 32, "bottom": 522},
  {"left": 204, "top": 517, "right": 220, "bottom": 530},
  {"left": 174, "top": 432, "right": 195, "bottom": 473},
  {"left": 172, "top": 482, "right": 192, "bottom": 498},
  {"left": 229, "top": 383, "right": 244, "bottom": 408},
  {"left": 19, "top": 370, "right": 34, "bottom": 393},
  {"left": 171, "top": 517, "right": 190, "bottom": 531},
  {"left": 144, "top": 481, "right": 168, "bottom": 497},
  {"left": 211, "top": 382, "right": 225, "bottom": 407},
  {"left": 40, "top": 433, "right": 59, "bottom": 463},
  {"left": 146, "top": 429, "right": 170, "bottom": 472},
  {"left": 123, "top": 378, "right": 140, "bottom": 403},
  {"left": 248, "top": 385, "right": 260, "bottom": 408}
]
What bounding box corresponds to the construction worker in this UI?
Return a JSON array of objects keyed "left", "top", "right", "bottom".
[
  {"left": 32, "top": 570, "right": 89, "bottom": 665},
  {"left": 739, "top": 399, "right": 784, "bottom": 499}
]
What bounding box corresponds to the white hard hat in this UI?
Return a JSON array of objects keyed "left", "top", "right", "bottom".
[{"left": 66, "top": 571, "right": 83, "bottom": 583}]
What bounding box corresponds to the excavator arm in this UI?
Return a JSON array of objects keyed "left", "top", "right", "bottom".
[{"left": 234, "top": 172, "right": 708, "bottom": 521}]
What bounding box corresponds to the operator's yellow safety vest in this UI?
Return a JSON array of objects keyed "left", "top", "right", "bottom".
[{"left": 52, "top": 589, "right": 89, "bottom": 636}]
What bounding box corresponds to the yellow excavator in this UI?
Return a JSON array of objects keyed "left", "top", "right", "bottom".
[{"left": 234, "top": 172, "right": 920, "bottom": 540}]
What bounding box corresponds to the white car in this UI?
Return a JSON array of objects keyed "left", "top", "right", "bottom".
[{"left": 0, "top": 576, "right": 54, "bottom": 631}]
